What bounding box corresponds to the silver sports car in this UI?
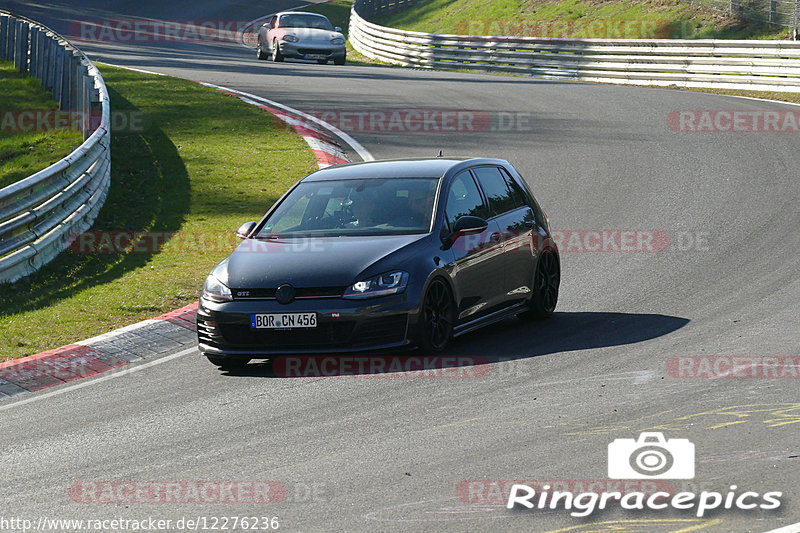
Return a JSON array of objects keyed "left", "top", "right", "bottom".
[{"left": 257, "top": 12, "right": 346, "bottom": 65}]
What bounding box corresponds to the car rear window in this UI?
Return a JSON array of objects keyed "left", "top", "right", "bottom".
[{"left": 472, "top": 166, "right": 524, "bottom": 217}]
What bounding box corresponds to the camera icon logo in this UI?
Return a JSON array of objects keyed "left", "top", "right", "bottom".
[{"left": 608, "top": 432, "right": 695, "bottom": 479}]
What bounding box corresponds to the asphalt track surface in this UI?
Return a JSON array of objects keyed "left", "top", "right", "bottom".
[{"left": 1, "top": 1, "right": 799, "bottom": 531}]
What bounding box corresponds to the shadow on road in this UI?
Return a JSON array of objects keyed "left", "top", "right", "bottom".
[{"left": 218, "top": 311, "right": 689, "bottom": 378}]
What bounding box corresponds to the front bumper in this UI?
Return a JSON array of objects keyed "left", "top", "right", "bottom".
[
  {"left": 197, "top": 291, "right": 420, "bottom": 357},
  {"left": 278, "top": 41, "right": 346, "bottom": 61}
]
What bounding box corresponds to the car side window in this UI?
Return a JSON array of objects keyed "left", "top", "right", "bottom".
[
  {"left": 445, "top": 170, "right": 487, "bottom": 229},
  {"left": 498, "top": 167, "right": 529, "bottom": 209},
  {"left": 269, "top": 16, "right": 277, "bottom": 29},
  {"left": 472, "top": 166, "right": 517, "bottom": 217}
]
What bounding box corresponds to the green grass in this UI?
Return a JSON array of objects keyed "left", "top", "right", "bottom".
[
  {"left": 372, "top": 0, "right": 789, "bottom": 39},
  {"left": 0, "top": 61, "right": 84, "bottom": 189},
  {"left": 679, "top": 86, "right": 800, "bottom": 104},
  {"left": 0, "top": 64, "right": 316, "bottom": 361}
]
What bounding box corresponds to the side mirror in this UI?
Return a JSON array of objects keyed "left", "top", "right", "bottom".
[
  {"left": 335, "top": 26, "right": 343, "bottom": 33},
  {"left": 236, "top": 221, "right": 257, "bottom": 239},
  {"left": 441, "top": 216, "right": 488, "bottom": 248}
]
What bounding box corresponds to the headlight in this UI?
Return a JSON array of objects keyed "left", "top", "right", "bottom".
[
  {"left": 282, "top": 35, "right": 299, "bottom": 42},
  {"left": 202, "top": 275, "right": 232, "bottom": 302},
  {"left": 331, "top": 37, "right": 345, "bottom": 45},
  {"left": 343, "top": 271, "right": 408, "bottom": 299}
]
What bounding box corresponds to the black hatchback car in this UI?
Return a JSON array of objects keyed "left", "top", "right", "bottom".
[{"left": 197, "top": 158, "right": 560, "bottom": 368}]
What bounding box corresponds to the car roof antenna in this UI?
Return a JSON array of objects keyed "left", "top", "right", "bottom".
[{"left": 437, "top": 150, "right": 443, "bottom": 158}]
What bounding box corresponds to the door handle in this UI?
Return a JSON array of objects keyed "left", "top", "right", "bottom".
[
  {"left": 524, "top": 219, "right": 535, "bottom": 228},
  {"left": 490, "top": 232, "right": 502, "bottom": 242}
]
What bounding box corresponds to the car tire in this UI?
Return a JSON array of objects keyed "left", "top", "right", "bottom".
[
  {"left": 419, "top": 278, "right": 455, "bottom": 353},
  {"left": 206, "top": 354, "right": 251, "bottom": 369},
  {"left": 272, "top": 40, "right": 284, "bottom": 62},
  {"left": 334, "top": 54, "right": 346, "bottom": 65},
  {"left": 256, "top": 43, "right": 269, "bottom": 60},
  {"left": 519, "top": 251, "right": 560, "bottom": 320}
]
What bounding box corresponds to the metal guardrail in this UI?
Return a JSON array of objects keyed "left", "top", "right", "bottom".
[
  {"left": 349, "top": 0, "right": 800, "bottom": 92},
  {"left": 0, "top": 11, "right": 111, "bottom": 284}
]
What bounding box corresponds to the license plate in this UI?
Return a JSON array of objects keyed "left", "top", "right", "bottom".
[
  {"left": 305, "top": 54, "right": 326, "bottom": 60},
  {"left": 250, "top": 313, "right": 317, "bottom": 329}
]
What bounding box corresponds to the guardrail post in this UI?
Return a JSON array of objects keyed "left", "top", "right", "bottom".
[
  {"left": 4, "top": 17, "right": 15, "bottom": 61},
  {"left": 29, "top": 26, "right": 39, "bottom": 75},
  {"left": 60, "top": 47, "right": 71, "bottom": 110},
  {"left": 7, "top": 17, "right": 16, "bottom": 64},
  {"left": 67, "top": 51, "right": 79, "bottom": 115},
  {"left": 0, "top": 15, "right": 9, "bottom": 59},
  {"left": 52, "top": 42, "right": 63, "bottom": 104},
  {"left": 83, "top": 75, "right": 94, "bottom": 139},
  {"left": 14, "top": 20, "right": 28, "bottom": 71},
  {"left": 13, "top": 20, "right": 21, "bottom": 67},
  {"left": 770, "top": 0, "right": 778, "bottom": 24},
  {"left": 76, "top": 60, "right": 88, "bottom": 133},
  {"left": 34, "top": 28, "right": 45, "bottom": 80},
  {"left": 43, "top": 36, "right": 55, "bottom": 92}
]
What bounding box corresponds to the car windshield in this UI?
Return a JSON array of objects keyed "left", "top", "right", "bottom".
[
  {"left": 279, "top": 14, "right": 334, "bottom": 30},
  {"left": 258, "top": 178, "right": 439, "bottom": 238}
]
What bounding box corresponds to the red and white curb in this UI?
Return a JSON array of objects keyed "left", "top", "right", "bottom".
[
  {"left": 1, "top": 64, "right": 373, "bottom": 401},
  {"left": 203, "top": 84, "right": 352, "bottom": 168},
  {"left": 197, "top": 82, "right": 374, "bottom": 165},
  {"left": 0, "top": 303, "right": 198, "bottom": 398}
]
